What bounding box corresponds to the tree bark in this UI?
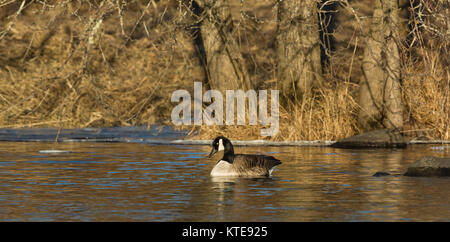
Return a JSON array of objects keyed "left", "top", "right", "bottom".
[
  {"left": 358, "top": 0, "right": 403, "bottom": 131},
  {"left": 276, "top": 0, "right": 322, "bottom": 98},
  {"left": 332, "top": 0, "right": 409, "bottom": 84},
  {"left": 382, "top": 0, "right": 403, "bottom": 129},
  {"left": 358, "top": 3, "right": 385, "bottom": 130},
  {"left": 195, "top": 0, "right": 251, "bottom": 92}
]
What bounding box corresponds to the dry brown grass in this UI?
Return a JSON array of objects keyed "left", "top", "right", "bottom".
[
  {"left": 0, "top": 0, "right": 203, "bottom": 128},
  {"left": 400, "top": 0, "right": 449, "bottom": 140},
  {"left": 0, "top": 0, "right": 448, "bottom": 141},
  {"left": 191, "top": 80, "right": 360, "bottom": 141}
]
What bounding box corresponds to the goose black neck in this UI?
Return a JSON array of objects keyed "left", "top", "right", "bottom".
[{"left": 221, "top": 140, "right": 235, "bottom": 163}]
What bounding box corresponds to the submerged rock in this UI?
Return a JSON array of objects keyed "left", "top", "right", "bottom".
[
  {"left": 372, "top": 171, "right": 390, "bottom": 177},
  {"left": 331, "top": 129, "right": 406, "bottom": 149},
  {"left": 404, "top": 156, "right": 450, "bottom": 177}
]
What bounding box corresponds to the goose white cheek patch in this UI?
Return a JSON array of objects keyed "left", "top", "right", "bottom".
[{"left": 218, "top": 139, "right": 224, "bottom": 151}]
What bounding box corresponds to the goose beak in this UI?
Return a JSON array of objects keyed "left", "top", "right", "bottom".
[{"left": 208, "top": 147, "right": 217, "bottom": 158}]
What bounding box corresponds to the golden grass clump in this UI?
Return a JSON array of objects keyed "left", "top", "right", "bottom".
[{"left": 191, "top": 80, "right": 360, "bottom": 141}]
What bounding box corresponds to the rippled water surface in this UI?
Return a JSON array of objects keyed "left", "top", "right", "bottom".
[{"left": 0, "top": 142, "right": 449, "bottom": 221}]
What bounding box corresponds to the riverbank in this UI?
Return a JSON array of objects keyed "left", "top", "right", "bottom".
[{"left": 1, "top": 126, "right": 449, "bottom": 147}]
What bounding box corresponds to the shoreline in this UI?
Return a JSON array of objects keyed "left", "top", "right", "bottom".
[
  {"left": 0, "top": 126, "right": 449, "bottom": 146},
  {"left": 1, "top": 138, "right": 450, "bottom": 147}
]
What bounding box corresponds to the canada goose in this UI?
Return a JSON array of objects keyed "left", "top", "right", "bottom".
[{"left": 208, "top": 136, "right": 282, "bottom": 177}]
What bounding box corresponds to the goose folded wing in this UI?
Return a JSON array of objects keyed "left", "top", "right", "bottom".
[{"left": 233, "top": 154, "right": 281, "bottom": 170}]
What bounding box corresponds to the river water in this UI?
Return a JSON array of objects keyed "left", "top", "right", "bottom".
[{"left": 0, "top": 141, "right": 449, "bottom": 221}]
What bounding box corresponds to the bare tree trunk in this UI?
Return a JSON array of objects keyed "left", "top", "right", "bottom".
[
  {"left": 358, "top": 2, "right": 385, "bottom": 130},
  {"left": 276, "top": 0, "right": 322, "bottom": 98},
  {"left": 332, "top": 0, "right": 409, "bottom": 84},
  {"left": 195, "top": 0, "right": 251, "bottom": 92},
  {"left": 358, "top": 0, "right": 403, "bottom": 131},
  {"left": 383, "top": 0, "right": 403, "bottom": 129}
]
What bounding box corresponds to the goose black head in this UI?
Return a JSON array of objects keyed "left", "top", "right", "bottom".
[{"left": 208, "top": 136, "right": 235, "bottom": 163}]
